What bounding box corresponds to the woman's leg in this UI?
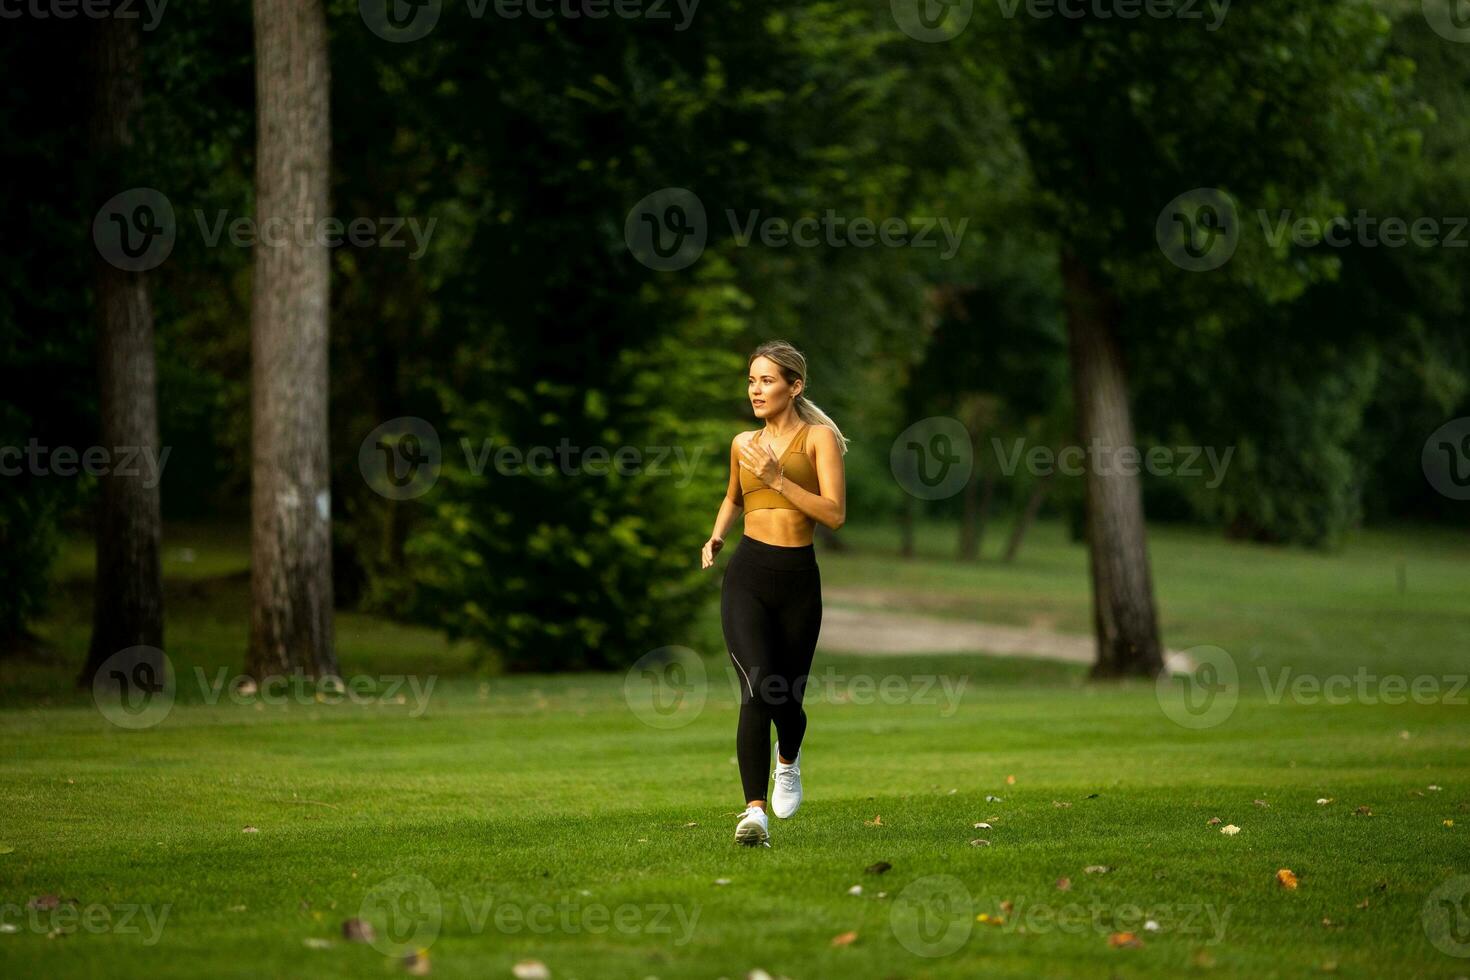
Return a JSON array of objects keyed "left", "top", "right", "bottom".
[
  {"left": 768, "top": 564, "right": 822, "bottom": 762},
  {"left": 721, "top": 555, "right": 780, "bottom": 806}
]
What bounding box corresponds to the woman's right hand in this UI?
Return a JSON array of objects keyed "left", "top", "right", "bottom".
[{"left": 701, "top": 536, "right": 723, "bottom": 569}]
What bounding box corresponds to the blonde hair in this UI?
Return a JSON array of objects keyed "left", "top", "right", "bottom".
[{"left": 748, "top": 340, "right": 849, "bottom": 455}]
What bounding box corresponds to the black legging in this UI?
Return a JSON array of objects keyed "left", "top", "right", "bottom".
[{"left": 720, "top": 535, "right": 823, "bottom": 804}]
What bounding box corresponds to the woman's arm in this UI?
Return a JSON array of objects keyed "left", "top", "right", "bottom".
[
  {"left": 702, "top": 435, "right": 746, "bottom": 568},
  {"left": 741, "top": 425, "right": 846, "bottom": 531}
]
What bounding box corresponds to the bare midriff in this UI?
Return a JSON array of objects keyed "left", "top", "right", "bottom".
[{"left": 743, "top": 508, "right": 815, "bottom": 548}]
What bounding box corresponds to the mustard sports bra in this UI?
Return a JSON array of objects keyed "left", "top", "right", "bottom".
[{"left": 739, "top": 423, "right": 820, "bottom": 512}]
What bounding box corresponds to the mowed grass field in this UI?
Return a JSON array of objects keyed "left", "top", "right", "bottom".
[{"left": 1, "top": 520, "right": 1468, "bottom": 978}]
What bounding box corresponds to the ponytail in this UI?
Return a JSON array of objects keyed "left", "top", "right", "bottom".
[{"left": 794, "top": 393, "right": 850, "bottom": 456}]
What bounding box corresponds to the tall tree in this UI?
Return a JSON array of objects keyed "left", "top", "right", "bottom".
[
  {"left": 1001, "top": 1, "right": 1415, "bottom": 675},
  {"left": 79, "top": 14, "right": 165, "bottom": 686},
  {"left": 247, "top": 0, "right": 336, "bottom": 679}
]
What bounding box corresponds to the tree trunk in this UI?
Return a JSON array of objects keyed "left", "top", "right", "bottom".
[
  {"left": 1062, "top": 252, "right": 1163, "bottom": 677},
  {"left": 899, "top": 495, "right": 915, "bottom": 559},
  {"left": 247, "top": 0, "right": 337, "bottom": 679},
  {"left": 79, "top": 14, "right": 165, "bottom": 688},
  {"left": 958, "top": 469, "right": 995, "bottom": 561},
  {"left": 1003, "top": 472, "right": 1050, "bottom": 563}
]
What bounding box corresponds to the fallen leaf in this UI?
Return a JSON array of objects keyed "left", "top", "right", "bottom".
[
  {"left": 973, "top": 823, "right": 992, "bottom": 830},
  {"left": 1253, "top": 799, "right": 1270, "bottom": 808},
  {"left": 865, "top": 815, "right": 883, "bottom": 827},
  {"left": 985, "top": 795, "right": 1004, "bottom": 803},
  {"left": 1206, "top": 817, "right": 1223, "bottom": 826},
  {"left": 1356, "top": 898, "right": 1369, "bottom": 909},
  {"left": 714, "top": 878, "right": 731, "bottom": 886},
  {"left": 302, "top": 938, "right": 332, "bottom": 950},
  {"left": 342, "top": 918, "right": 375, "bottom": 943},
  {"left": 847, "top": 885, "right": 863, "bottom": 896},
  {"left": 1053, "top": 801, "right": 1071, "bottom": 808},
  {"left": 1108, "top": 931, "right": 1144, "bottom": 948},
  {"left": 242, "top": 826, "right": 259, "bottom": 834},
  {"left": 1276, "top": 868, "right": 1299, "bottom": 890},
  {"left": 865, "top": 861, "right": 892, "bottom": 875},
  {"left": 1316, "top": 798, "right": 1333, "bottom": 805},
  {"left": 510, "top": 959, "right": 547, "bottom": 980},
  {"left": 1220, "top": 825, "right": 1241, "bottom": 836},
  {"left": 1354, "top": 806, "right": 1372, "bottom": 816},
  {"left": 970, "top": 839, "right": 991, "bottom": 847},
  {"left": 1006, "top": 775, "right": 1016, "bottom": 785},
  {"left": 830, "top": 930, "right": 858, "bottom": 947},
  {"left": 406, "top": 948, "right": 434, "bottom": 976},
  {"left": 1084, "top": 865, "right": 1112, "bottom": 874},
  {"left": 1321, "top": 961, "right": 1338, "bottom": 972},
  {"left": 1445, "top": 819, "right": 1455, "bottom": 828},
  {"left": 1428, "top": 784, "right": 1442, "bottom": 792},
  {"left": 1055, "top": 877, "right": 1072, "bottom": 891},
  {"left": 1000, "top": 900, "right": 1014, "bottom": 914},
  {"left": 27, "top": 895, "right": 60, "bottom": 911}
]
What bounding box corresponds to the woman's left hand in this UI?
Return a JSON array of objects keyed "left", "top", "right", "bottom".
[{"left": 738, "top": 437, "right": 782, "bottom": 487}]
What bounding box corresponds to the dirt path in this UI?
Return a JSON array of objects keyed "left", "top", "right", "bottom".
[{"left": 818, "top": 587, "right": 1196, "bottom": 672}]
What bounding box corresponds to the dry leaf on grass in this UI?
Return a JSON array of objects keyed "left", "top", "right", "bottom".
[
  {"left": 1108, "top": 932, "right": 1144, "bottom": 948},
  {"left": 973, "top": 822, "right": 992, "bottom": 830},
  {"left": 865, "top": 861, "right": 892, "bottom": 875},
  {"left": 864, "top": 815, "right": 883, "bottom": 827},
  {"left": 1083, "top": 865, "right": 1112, "bottom": 875},
  {"left": 831, "top": 930, "right": 858, "bottom": 947},
  {"left": 341, "top": 918, "right": 376, "bottom": 943},
  {"left": 1220, "top": 824, "right": 1241, "bottom": 836},
  {"left": 1056, "top": 877, "right": 1072, "bottom": 891},
  {"left": 1206, "top": 817, "right": 1222, "bottom": 826},
  {"left": 1276, "top": 868, "right": 1299, "bottom": 890},
  {"left": 1354, "top": 806, "right": 1372, "bottom": 816},
  {"left": 405, "top": 949, "right": 433, "bottom": 976},
  {"left": 1316, "top": 798, "right": 1334, "bottom": 805},
  {"left": 970, "top": 839, "right": 991, "bottom": 847},
  {"left": 847, "top": 885, "right": 863, "bottom": 896},
  {"left": 510, "top": 959, "right": 547, "bottom": 980},
  {"left": 1006, "top": 775, "right": 1016, "bottom": 785}
]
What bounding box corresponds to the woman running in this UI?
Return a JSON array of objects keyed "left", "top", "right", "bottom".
[{"left": 701, "top": 340, "right": 848, "bottom": 846}]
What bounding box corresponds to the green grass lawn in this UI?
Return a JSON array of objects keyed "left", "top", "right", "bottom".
[{"left": 2, "top": 521, "right": 1468, "bottom": 978}]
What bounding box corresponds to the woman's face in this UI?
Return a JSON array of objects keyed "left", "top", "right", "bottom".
[{"left": 748, "top": 355, "right": 801, "bottom": 420}]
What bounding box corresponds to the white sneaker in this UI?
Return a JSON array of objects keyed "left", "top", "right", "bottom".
[
  {"left": 771, "top": 744, "right": 802, "bottom": 818},
  {"left": 734, "top": 806, "right": 770, "bottom": 846}
]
